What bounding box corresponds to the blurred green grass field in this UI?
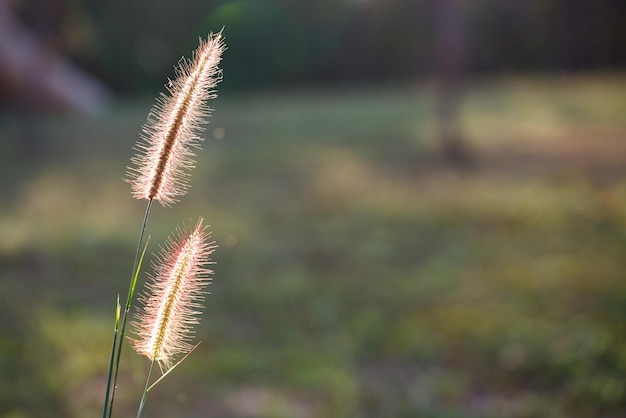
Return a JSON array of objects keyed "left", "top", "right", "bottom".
[{"left": 1, "top": 74, "right": 626, "bottom": 418}]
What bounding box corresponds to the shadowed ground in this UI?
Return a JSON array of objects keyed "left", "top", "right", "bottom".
[{"left": 0, "top": 74, "right": 625, "bottom": 418}]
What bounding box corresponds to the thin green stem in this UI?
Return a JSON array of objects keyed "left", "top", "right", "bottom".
[
  {"left": 136, "top": 360, "right": 156, "bottom": 418},
  {"left": 106, "top": 199, "right": 153, "bottom": 418},
  {"left": 101, "top": 295, "right": 121, "bottom": 418}
]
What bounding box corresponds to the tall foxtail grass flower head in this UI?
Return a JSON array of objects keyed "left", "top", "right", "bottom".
[
  {"left": 131, "top": 218, "right": 216, "bottom": 372},
  {"left": 127, "top": 32, "right": 225, "bottom": 206}
]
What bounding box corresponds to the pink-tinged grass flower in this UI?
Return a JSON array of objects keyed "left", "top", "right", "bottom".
[
  {"left": 131, "top": 218, "right": 216, "bottom": 372},
  {"left": 127, "top": 32, "right": 225, "bottom": 206}
]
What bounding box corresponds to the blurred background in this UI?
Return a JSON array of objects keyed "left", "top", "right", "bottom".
[{"left": 1, "top": 0, "right": 626, "bottom": 417}]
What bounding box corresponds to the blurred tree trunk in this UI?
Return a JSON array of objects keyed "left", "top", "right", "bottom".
[
  {"left": 0, "top": 0, "right": 110, "bottom": 116},
  {"left": 435, "top": 0, "right": 471, "bottom": 166},
  {"left": 0, "top": 0, "right": 110, "bottom": 156}
]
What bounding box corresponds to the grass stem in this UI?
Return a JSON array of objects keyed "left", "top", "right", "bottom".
[
  {"left": 101, "top": 295, "right": 121, "bottom": 418},
  {"left": 136, "top": 360, "right": 156, "bottom": 418},
  {"left": 105, "top": 199, "right": 153, "bottom": 418}
]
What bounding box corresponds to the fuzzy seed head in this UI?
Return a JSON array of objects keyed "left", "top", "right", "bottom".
[
  {"left": 131, "top": 218, "right": 216, "bottom": 371},
  {"left": 127, "top": 32, "right": 226, "bottom": 206}
]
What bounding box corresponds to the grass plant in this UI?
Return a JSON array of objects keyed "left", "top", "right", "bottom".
[{"left": 101, "top": 32, "right": 225, "bottom": 418}]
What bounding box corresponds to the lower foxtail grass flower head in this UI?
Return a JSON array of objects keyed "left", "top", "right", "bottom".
[
  {"left": 126, "top": 32, "right": 226, "bottom": 206},
  {"left": 131, "top": 218, "right": 216, "bottom": 372}
]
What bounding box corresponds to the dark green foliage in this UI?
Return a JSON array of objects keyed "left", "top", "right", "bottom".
[{"left": 43, "top": 0, "right": 626, "bottom": 91}]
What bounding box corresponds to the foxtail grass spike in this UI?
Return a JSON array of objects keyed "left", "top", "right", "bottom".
[
  {"left": 131, "top": 218, "right": 216, "bottom": 372},
  {"left": 127, "top": 32, "right": 225, "bottom": 206}
]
